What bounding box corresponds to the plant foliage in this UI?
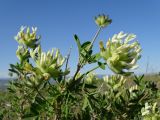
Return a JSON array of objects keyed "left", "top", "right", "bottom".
[{"left": 1, "top": 14, "right": 160, "bottom": 120}]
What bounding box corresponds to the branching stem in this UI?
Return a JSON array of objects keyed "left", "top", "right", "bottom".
[{"left": 70, "top": 27, "right": 102, "bottom": 89}]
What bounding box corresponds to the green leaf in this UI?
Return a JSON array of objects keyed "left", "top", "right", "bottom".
[
  {"left": 74, "top": 34, "right": 81, "bottom": 53},
  {"left": 10, "top": 64, "right": 15, "bottom": 69},
  {"left": 84, "top": 84, "right": 97, "bottom": 89},
  {"left": 81, "top": 49, "right": 93, "bottom": 58},
  {"left": 7, "top": 87, "right": 15, "bottom": 93},
  {"left": 87, "top": 98, "right": 93, "bottom": 111},
  {"left": 22, "top": 114, "right": 38, "bottom": 120},
  {"left": 64, "top": 105, "right": 69, "bottom": 118},
  {"left": 92, "top": 53, "right": 101, "bottom": 60},
  {"left": 81, "top": 41, "right": 91, "bottom": 49},
  {"left": 98, "top": 62, "right": 106, "bottom": 70},
  {"left": 133, "top": 74, "right": 144, "bottom": 85},
  {"left": 82, "top": 95, "right": 88, "bottom": 111},
  {"left": 8, "top": 68, "right": 19, "bottom": 74},
  {"left": 88, "top": 53, "right": 101, "bottom": 63},
  {"left": 80, "top": 52, "right": 88, "bottom": 61},
  {"left": 30, "top": 103, "right": 39, "bottom": 115}
]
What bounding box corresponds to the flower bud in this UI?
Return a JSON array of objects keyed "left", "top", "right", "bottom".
[{"left": 95, "top": 14, "right": 112, "bottom": 28}]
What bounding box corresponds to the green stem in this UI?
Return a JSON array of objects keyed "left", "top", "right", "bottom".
[
  {"left": 80, "top": 27, "right": 102, "bottom": 67},
  {"left": 70, "top": 27, "right": 102, "bottom": 89},
  {"left": 85, "top": 66, "right": 100, "bottom": 75},
  {"left": 68, "top": 65, "right": 100, "bottom": 91},
  {"left": 90, "top": 27, "right": 102, "bottom": 48},
  {"left": 67, "top": 63, "right": 81, "bottom": 90},
  {"left": 72, "top": 63, "right": 81, "bottom": 81}
]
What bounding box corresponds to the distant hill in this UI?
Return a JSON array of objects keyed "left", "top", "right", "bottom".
[
  {"left": 0, "top": 75, "right": 106, "bottom": 91},
  {"left": 0, "top": 78, "right": 10, "bottom": 90}
]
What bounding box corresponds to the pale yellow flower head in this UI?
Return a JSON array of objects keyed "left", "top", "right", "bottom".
[
  {"left": 30, "top": 46, "right": 65, "bottom": 79},
  {"left": 100, "top": 32, "right": 141, "bottom": 75},
  {"left": 15, "top": 26, "right": 40, "bottom": 48}
]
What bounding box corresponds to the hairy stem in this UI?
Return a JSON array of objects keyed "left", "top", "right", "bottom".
[{"left": 90, "top": 27, "right": 102, "bottom": 48}]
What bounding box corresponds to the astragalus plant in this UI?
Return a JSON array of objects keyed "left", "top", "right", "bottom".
[{"left": 1, "top": 14, "right": 160, "bottom": 120}]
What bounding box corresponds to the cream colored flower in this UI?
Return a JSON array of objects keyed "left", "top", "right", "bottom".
[
  {"left": 100, "top": 32, "right": 141, "bottom": 75},
  {"left": 15, "top": 26, "right": 40, "bottom": 48},
  {"left": 30, "top": 46, "right": 65, "bottom": 78}
]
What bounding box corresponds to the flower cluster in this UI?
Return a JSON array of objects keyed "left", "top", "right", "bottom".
[
  {"left": 14, "top": 26, "right": 40, "bottom": 48},
  {"left": 141, "top": 102, "right": 160, "bottom": 119},
  {"left": 99, "top": 32, "right": 141, "bottom": 75},
  {"left": 30, "top": 46, "right": 65, "bottom": 79},
  {"left": 103, "top": 75, "right": 126, "bottom": 88},
  {"left": 141, "top": 102, "right": 152, "bottom": 116}
]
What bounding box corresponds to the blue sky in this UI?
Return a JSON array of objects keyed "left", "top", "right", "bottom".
[{"left": 0, "top": 0, "right": 160, "bottom": 78}]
